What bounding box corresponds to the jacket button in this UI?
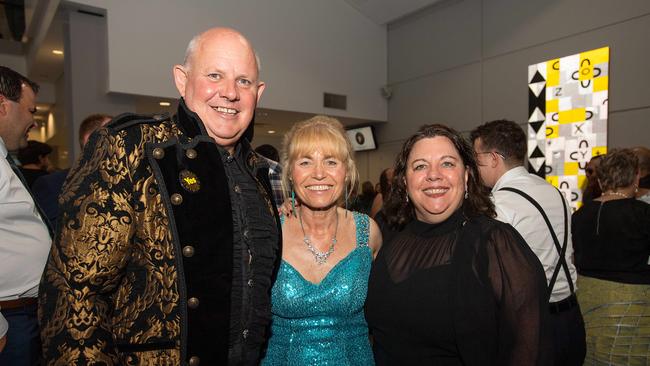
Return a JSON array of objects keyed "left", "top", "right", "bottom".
[
  {"left": 186, "top": 148, "right": 197, "bottom": 159},
  {"left": 188, "top": 297, "right": 199, "bottom": 309},
  {"left": 247, "top": 279, "right": 254, "bottom": 287},
  {"left": 182, "top": 246, "right": 195, "bottom": 258},
  {"left": 152, "top": 148, "right": 165, "bottom": 159},
  {"left": 233, "top": 185, "right": 241, "bottom": 194},
  {"left": 242, "top": 329, "right": 249, "bottom": 339},
  {"left": 171, "top": 193, "right": 183, "bottom": 205},
  {"left": 188, "top": 356, "right": 200, "bottom": 366}
]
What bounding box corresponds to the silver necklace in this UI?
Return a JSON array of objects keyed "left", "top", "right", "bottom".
[
  {"left": 298, "top": 208, "right": 338, "bottom": 265},
  {"left": 603, "top": 191, "right": 630, "bottom": 199}
]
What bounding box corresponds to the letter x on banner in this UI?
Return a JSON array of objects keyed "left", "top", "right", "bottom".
[{"left": 527, "top": 46, "right": 609, "bottom": 211}]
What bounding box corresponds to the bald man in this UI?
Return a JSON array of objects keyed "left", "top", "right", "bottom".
[{"left": 39, "top": 28, "right": 281, "bottom": 365}]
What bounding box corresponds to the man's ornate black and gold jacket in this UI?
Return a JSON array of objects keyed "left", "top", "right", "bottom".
[{"left": 38, "top": 101, "right": 281, "bottom": 365}]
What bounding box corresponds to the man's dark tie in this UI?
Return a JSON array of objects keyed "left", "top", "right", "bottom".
[{"left": 6, "top": 153, "right": 54, "bottom": 238}]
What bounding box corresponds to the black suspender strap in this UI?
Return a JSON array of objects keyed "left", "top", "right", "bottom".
[{"left": 498, "top": 187, "right": 574, "bottom": 296}]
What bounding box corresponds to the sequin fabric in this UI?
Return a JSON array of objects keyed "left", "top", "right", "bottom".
[{"left": 262, "top": 212, "right": 374, "bottom": 365}]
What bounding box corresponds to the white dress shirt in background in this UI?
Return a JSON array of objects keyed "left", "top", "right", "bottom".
[
  {"left": 0, "top": 137, "right": 52, "bottom": 336},
  {"left": 492, "top": 166, "right": 577, "bottom": 303}
]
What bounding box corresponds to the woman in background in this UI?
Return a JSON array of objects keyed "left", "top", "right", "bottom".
[
  {"left": 572, "top": 148, "right": 650, "bottom": 365},
  {"left": 262, "top": 116, "right": 382, "bottom": 365},
  {"left": 581, "top": 155, "right": 603, "bottom": 203},
  {"left": 365, "top": 124, "right": 551, "bottom": 365},
  {"left": 370, "top": 168, "right": 393, "bottom": 217}
]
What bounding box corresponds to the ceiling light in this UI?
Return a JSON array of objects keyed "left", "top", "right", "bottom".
[
  {"left": 159, "top": 101, "right": 171, "bottom": 107},
  {"left": 52, "top": 50, "right": 63, "bottom": 55},
  {"left": 267, "top": 130, "right": 276, "bottom": 134}
]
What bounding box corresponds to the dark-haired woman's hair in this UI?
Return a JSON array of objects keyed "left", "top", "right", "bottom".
[{"left": 384, "top": 124, "right": 495, "bottom": 230}]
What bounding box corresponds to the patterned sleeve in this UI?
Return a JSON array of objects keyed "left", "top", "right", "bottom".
[
  {"left": 39, "top": 128, "right": 136, "bottom": 365},
  {"left": 484, "top": 222, "right": 551, "bottom": 366}
]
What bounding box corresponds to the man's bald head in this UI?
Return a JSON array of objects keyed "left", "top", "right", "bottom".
[{"left": 182, "top": 28, "right": 261, "bottom": 76}]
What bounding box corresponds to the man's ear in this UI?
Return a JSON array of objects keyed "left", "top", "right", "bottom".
[
  {"left": 255, "top": 82, "right": 266, "bottom": 103},
  {"left": 173, "top": 65, "right": 188, "bottom": 98},
  {"left": 0, "top": 95, "right": 9, "bottom": 117},
  {"left": 491, "top": 153, "right": 500, "bottom": 168}
]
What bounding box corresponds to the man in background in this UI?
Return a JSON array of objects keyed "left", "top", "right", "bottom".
[
  {"left": 0, "top": 66, "right": 52, "bottom": 365},
  {"left": 471, "top": 119, "right": 585, "bottom": 366},
  {"left": 17, "top": 140, "right": 53, "bottom": 187},
  {"left": 255, "top": 143, "right": 283, "bottom": 207},
  {"left": 632, "top": 146, "right": 650, "bottom": 204}
]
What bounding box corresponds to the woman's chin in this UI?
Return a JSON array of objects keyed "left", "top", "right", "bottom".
[{"left": 299, "top": 201, "right": 340, "bottom": 212}]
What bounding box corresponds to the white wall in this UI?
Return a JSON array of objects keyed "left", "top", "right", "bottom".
[
  {"left": 64, "top": 10, "right": 136, "bottom": 159},
  {"left": 0, "top": 54, "right": 27, "bottom": 74},
  {"left": 68, "top": 0, "right": 388, "bottom": 122},
  {"left": 364, "top": 0, "right": 650, "bottom": 184}
]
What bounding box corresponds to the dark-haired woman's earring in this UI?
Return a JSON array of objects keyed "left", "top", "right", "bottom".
[
  {"left": 465, "top": 184, "right": 469, "bottom": 199},
  {"left": 406, "top": 194, "right": 409, "bottom": 203}
]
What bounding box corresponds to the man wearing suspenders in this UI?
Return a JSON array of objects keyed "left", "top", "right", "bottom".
[{"left": 471, "top": 120, "right": 586, "bottom": 366}]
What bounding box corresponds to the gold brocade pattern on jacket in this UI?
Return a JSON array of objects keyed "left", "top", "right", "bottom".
[{"left": 40, "top": 121, "right": 185, "bottom": 365}]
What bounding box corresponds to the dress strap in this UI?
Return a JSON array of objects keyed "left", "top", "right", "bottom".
[{"left": 353, "top": 211, "right": 370, "bottom": 248}]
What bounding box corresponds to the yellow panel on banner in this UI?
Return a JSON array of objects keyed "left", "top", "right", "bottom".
[{"left": 559, "top": 108, "right": 586, "bottom": 124}]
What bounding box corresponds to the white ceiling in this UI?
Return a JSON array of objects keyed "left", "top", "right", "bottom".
[
  {"left": 344, "top": 0, "right": 444, "bottom": 25},
  {"left": 20, "top": 0, "right": 448, "bottom": 85},
  {"left": 30, "top": 9, "right": 64, "bottom": 83}
]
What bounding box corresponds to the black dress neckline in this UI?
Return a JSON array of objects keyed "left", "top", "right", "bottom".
[{"left": 407, "top": 208, "right": 466, "bottom": 238}]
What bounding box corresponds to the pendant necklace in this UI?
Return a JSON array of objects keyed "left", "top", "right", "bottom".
[
  {"left": 298, "top": 208, "right": 338, "bottom": 265},
  {"left": 603, "top": 191, "right": 630, "bottom": 199}
]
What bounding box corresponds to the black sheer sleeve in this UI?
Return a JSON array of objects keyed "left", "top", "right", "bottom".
[{"left": 484, "top": 223, "right": 551, "bottom": 366}]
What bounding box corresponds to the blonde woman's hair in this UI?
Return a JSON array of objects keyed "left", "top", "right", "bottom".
[{"left": 280, "top": 115, "right": 358, "bottom": 205}]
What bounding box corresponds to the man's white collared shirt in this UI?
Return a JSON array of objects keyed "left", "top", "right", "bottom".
[
  {"left": 0, "top": 137, "right": 51, "bottom": 336},
  {"left": 492, "top": 166, "right": 577, "bottom": 302}
]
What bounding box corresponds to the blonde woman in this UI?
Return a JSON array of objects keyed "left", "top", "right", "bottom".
[{"left": 262, "top": 116, "right": 382, "bottom": 365}]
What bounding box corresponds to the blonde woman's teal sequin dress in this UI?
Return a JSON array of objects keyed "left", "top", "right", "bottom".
[{"left": 262, "top": 212, "right": 374, "bottom": 365}]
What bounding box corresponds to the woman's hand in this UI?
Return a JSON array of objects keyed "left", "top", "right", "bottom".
[{"left": 278, "top": 199, "right": 299, "bottom": 217}]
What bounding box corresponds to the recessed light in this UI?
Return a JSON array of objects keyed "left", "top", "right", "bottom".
[
  {"left": 267, "top": 130, "right": 276, "bottom": 134},
  {"left": 52, "top": 50, "right": 63, "bottom": 55},
  {"left": 159, "top": 102, "right": 171, "bottom": 107}
]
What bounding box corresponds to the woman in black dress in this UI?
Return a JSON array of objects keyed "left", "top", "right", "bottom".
[
  {"left": 572, "top": 149, "right": 650, "bottom": 364},
  {"left": 365, "top": 124, "right": 552, "bottom": 365}
]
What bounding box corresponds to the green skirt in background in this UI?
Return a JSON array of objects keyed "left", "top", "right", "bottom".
[{"left": 578, "top": 275, "right": 650, "bottom": 366}]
